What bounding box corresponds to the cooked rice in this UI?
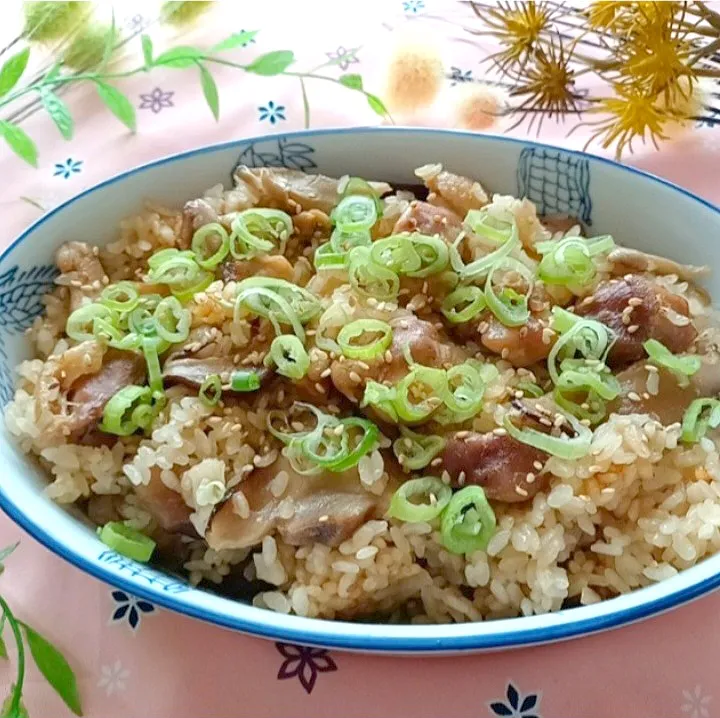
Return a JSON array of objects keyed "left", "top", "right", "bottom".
[{"left": 5, "top": 163, "right": 720, "bottom": 625}]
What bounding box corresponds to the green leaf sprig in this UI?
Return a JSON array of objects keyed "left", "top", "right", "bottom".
[
  {"left": 0, "top": 28, "right": 392, "bottom": 167},
  {"left": 0, "top": 543, "right": 82, "bottom": 717}
]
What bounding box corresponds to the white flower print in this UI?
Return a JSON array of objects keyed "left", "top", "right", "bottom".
[
  {"left": 98, "top": 660, "right": 130, "bottom": 696},
  {"left": 681, "top": 685, "right": 712, "bottom": 718}
]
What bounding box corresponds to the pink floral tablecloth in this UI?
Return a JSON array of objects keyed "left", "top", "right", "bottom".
[{"left": 1, "top": 3, "right": 720, "bottom": 717}]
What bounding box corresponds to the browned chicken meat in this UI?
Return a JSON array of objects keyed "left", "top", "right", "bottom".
[
  {"left": 55, "top": 241, "right": 109, "bottom": 311},
  {"left": 414, "top": 164, "right": 489, "bottom": 217},
  {"left": 392, "top": 201, "right": 464, "bottom": 243},
  {"left": 575, "top": 274, "right": 697, "bottom": 366}
]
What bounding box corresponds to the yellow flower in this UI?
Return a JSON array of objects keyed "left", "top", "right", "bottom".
[
  {"left": 507, "top": 36, "right": 582, "bottom": 130},
  {"left": 470, "top": 1, "right": 556, "bottom": 72},
  {"left": 586, "top": 1, "right": 681, "bottom": 31},
  {"left": 583, "top": 85, "right": 672, "bottom": 158}
]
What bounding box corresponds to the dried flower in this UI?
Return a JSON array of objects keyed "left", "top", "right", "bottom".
[
  {"left": 452, "top": 83, "right": 506, "bottom": 130},
  {"left": 469, "top": 1, "right": 557, "bottom": 72},
  {"left": 23, "top": 1, "right": 91, "bottom": 42},
  {"left": 384, "top": 36, "right": 444, "bottom": 114},
  {"left": 62, "top": 23, "right": 115, "bottom": 71},
  {"left": 507, "top": 35, "right": 583, "bottom": 131},
  {"left": 161, "top": 1, "right": 214, "bottom": 27},
  {"left": 580, "top": 85, "right": 672, "bottom": 158}
]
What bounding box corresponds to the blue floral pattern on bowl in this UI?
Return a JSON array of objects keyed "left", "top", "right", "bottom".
[
  {"left": 517, "top": 146, "right": 592, "bottom": 225},
  {"left": 232, "top": 136, "right": 317, "bottom": 177},
  {"left": 0, "top": 264, "right": 58, "bottom": 405}
]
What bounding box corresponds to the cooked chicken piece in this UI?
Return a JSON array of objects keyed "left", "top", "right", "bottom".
[
  {"left": 392, "top": 201, "right": 464, "bottom": 243},
  {"left": 179, "top": 198, "right": 220, "bottom": 248},
  {"left": 611, "top": 348, "right": 720, "bottom": 424},
  {"left": 441, "top": 432, "right": 548, "bottom": 502},
  {"left": 607, "top": 247, "right": 709, "bottom": 283},
  {"left": 575, "top": 274, "right": 697, "bottom": 366},
  {"left": 67, "top": 350, "right": 147, "bottom": 442},
  {"left": 479, "top": 314, "right": 554, "bottom": 367},
  {"left": 292, "top": 209, "right": 333, "bottom": 243},
  {"left": 56, "top": 340, "right": 104, "bottom": 391},
  {"left": 330, "top": 314, "right": 467, "bottom": 404},
  {"left": 415, "top": 164, "right": 489, "bottom": 216},
  {"left": 233, "top": 166, "right": 391, "bottom": 215},
  {"left": 220, "top": 254, "right": 295, "bottom": 283},
  {"left": 206, "top": 455, "right": 396, "bottom": 550},
  {"left": 134, "top": 468, "right": 193, "bottom": 534},
  {"left": 55, "top": 241, "right": 108, "bottom": 311}
]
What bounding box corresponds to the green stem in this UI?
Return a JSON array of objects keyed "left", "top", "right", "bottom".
[
  {"left": 0, "top": 595, "right": 25, "bottom": 714},
  {"left": 299, "top": 77, "right": 310, "bottom": 129}
]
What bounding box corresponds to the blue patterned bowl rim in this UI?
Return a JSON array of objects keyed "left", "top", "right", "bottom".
[{"left": 1, "top": 127, "right": 719, "bottom": 653}]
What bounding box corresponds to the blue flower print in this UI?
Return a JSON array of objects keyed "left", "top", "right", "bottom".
[
  {"left": 276, "top": 643, "right": 337, "bottom": 694},
  {"left": 403, "top": 0, "right": 425, "bottom": 13},
  {"left": 488, "top": 682, "right": 542, "bottom": 718},
  {"left": 110, "top": 590, "right": 155, "bottom": 631},
  {"left": 258, "top": 101, "right": 286, "bottom": 125},
  {"left": 53, "top": 158, "right": 83, "bottom": 179},
  {"left": 450, "top": 67, "right": 473, "bottom": 86}
]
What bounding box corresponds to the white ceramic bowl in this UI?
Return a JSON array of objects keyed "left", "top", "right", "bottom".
[{"left": 1, "top": 128, "right": 719, "bottom": 654}]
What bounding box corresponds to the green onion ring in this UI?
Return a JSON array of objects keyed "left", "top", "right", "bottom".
[
  {"left": 191, "top": 222, "right": 230, "bottom": 270},
  {"left": 644, "top": 339, "right": 701, "bottom": 383},
  {"left": 503, "top": 409, "right": 593, "bottom": 459},
  {"left": 440, "top": 486, "right": 496, "bottom": 554},
  {"left": 337, "top": 319, "right": 393, "bottom": 360},
  {"left": 97, "top": 521, "right": 156, "bottom": 562},
  {"left": 269, "top": 335, "right": 310, "bottom": 380},
  {"left": 393, "top": 427, "right": 446, "bottom": 471},
  {"left": 332, "top": 194, "right": 378, "bottom": 232},
  {"left": 441, "top": 286, "right": 487, "bottom": 324},
  {"left": 100, "top": 282, "right": 140, "bottom": 314},
  {"left": 199, "top": 374, "right": 222, "bottom": 406},
  {"left": 153, "top": 296, "right": 191, "bottom": 344},
  {"left": 484, "top": 257, "right": 533, "bottom": 328},
  {"left": 682, "top": 398, "right": 720, "bottom": 444},
  {"left": 388, "top": 477, "right": 452, "bottom": 522}
]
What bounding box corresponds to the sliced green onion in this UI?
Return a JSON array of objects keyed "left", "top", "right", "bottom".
[
  {"left": 170, "top": 269, "right": 214, "bottom": 304},
  {"left": 235, "top": 286, "right": 305, "bottom": 341},
  {"left": 230, "top": 369, "right": 262, "bottom": 392},
  {"left": 99, "top": 385, "right": 153, "bottom": 436},
  {"left": 503, "top": 409, "right": 593, "bottom": 459},
  {"left": 644, "top": 339, "right": 701, "bottom": 383},
  {"left": 441, "top": 361, "right": 486, "bottom": 422},
  {"left": 236, "top": 277, "right": 321, "bottom": 324},
  {"left": 441, "top": 286, "right": 487, "bottom": 324},
  {"left": 538, "top": 237, "right": 596, "bottom": 288},
  {"left": 339, "top": 176, "right": 383, "bottom": 216},
  {"left": 681, "top": 398, "right": 720, "bottom": 444},
  {"left": 142, "top": 336, "right": 164, "bottom": 394},
  {"left": 66, "top": 303, "right": 117, "bottom": 343},
  {"left": 394, "top": 365, "right": 449, "bottom": 423},
  {"left": 267, "top": 402, "right": 328, "bottom": 444},
  {"left": 330, "top": 227, "right": 372, "bottom": 255},
  {"left": 331, "top": 194, "right": 377, "bottom": 232},
  {"left": 464, "top": 208, "right": 514, "bottom": 244},
  {"left": 517, "top": 381, "right": 544, "bottom": 398},
  {"left": 393, "top": 427, "right": 446, "bottom": 471},
  {"left": 536, "top": 233, "right": 614, "bottom": 256},
  {"left": 450, "top": 217, "right": 519, "bottom": 281},
  {"left": 485, "top": 257, "right": 533, "bottom": 328},
  {"left": 100, "top": 282, "right": 140, "bottom": 314},
  {"left": 229, "top": 208, "right": 293, "bottom": 259},
  {"left": 191, "top": 222, "right": 230, "bottom": 269},
  {"left": 314, "top": 242, "right": 347, "bottom": 270},
  {"left": 199, "top": 374, "right": 222, "bottom": 406},
  {"left": 98, "top": 521, "right": 156, "bottom": 562},
  {"left": 406, "top": 234, "right": 450, "bottom": 278},
  {"left": 311, "top": 417, "right": 379, "bottom": 472},
  {"left": 337, "top": 319, "right": 393, "bottom": 360},
  {"left": 361, "top": 380, "right": 399, "bottom": 422},
  {"left": 147, "top": 249, "right": 202, "bottom": 287},
  {"left": 553, "top": 387, "right": 607, "bottom": 425},
  {"left": 556, "top": 364, "right": 621, "bottom": 401},
  {"left": 388, "top": 477, "right": 452, "bottom": 522},
  {"left": 440, "top": 486, "right": 496, "bottom": 554},
  {"left": 370, "top": 236, "right": 422, "bottom": 275},
  {"left": 315, "top": 303, "right": 350, "bottom": 354},
  {"left": 269, "top": 335, "right": 310, "bottom": 380},
  {"left": 347, "top": 246, "right": 400, "bottom": 300},
  {"left": 548, "top": 307, "right": 614, "bottom": 384},
  {"left": 153, "top": 296, "right": 191, "bottom": 344}
]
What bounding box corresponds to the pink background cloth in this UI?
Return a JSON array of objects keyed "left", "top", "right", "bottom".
[{"left": 1, "top": 3, "right": 720, "bottom": 717}]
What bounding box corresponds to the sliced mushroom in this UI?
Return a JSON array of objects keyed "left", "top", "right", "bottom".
[
  {"left": 206, "top": 455, "right": 396, "bottom": 550},
  {"left": 67, "top": 350, "right": 146, "bottom": 443},
  {"left": 162, "top": 355, "right": 271, "bottom": 392},
  {"left": 607, "top": 247, "right": 710, "bottom": 283},
  {"left": 220, "top": 254, "right": 294, "bottom": 283},
  {"left": 232, "top": 166, "right": 391, "bottom": 215},
  {"left": 55, "top": 241, "right": 109, "bottom": 311},
  {"left": 575, "top": 274, "right": 697, "bottom": 366}
]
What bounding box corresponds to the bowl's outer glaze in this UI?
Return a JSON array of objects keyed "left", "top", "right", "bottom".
[{"left": 1, "top": 128, "right": 719, "bottom": 654}]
